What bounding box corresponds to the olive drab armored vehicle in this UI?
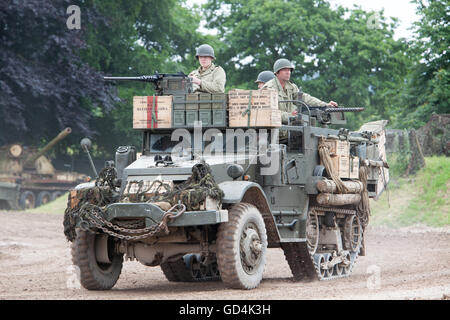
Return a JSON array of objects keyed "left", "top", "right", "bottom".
[
  {"left": 64, "top": 72, "right": 389, "bottom": 290},
  {"left": 0, "top": 128, "right": 89, "bottom": 210}
]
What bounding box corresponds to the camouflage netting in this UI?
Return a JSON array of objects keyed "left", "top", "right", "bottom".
[
  {"left": 123, "top": 161, "right": 224, "bottom": 211},
  {"left": 63, "top": 161, "right": 224, "bottom": 242},
  {"left": 63, "top": 185, "right": 115, "bottom": 242}
]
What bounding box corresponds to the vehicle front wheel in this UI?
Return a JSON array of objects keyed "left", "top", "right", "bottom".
[
  {"left": 71, "top": 230, "right": 123, "bottom": 290},
  {"left": 216, "top": 203, "right": 267, "bottom": 290}
]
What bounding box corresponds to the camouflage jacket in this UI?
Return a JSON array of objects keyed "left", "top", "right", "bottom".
[
  {"left": 262, "top": 77, "right": 327, "bottom": 123},
  {"left": 189, "top": 63, "right": 226, "bottom": 93}
]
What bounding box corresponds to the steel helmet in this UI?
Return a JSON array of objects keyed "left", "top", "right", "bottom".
[
  {"left": 195, "top": 44, "right": 215, "bottom": 59},
  {"left": 273, "top": 58, "right": 294, "bottom": 74},
  {"left": 255, "top": 70, "right": 275, "bottom": 83}
]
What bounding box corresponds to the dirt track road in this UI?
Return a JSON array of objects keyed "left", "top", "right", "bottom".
[{"left": 0, "top": 210, "right": 449, "bottom": 300}]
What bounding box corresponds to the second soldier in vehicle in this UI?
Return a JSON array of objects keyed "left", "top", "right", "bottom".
[
  {"left": 262, "top": 58, "right": 338, "bottom": 124},
  {"left": 255, "top": 70, "right": 275, "bottom": 89},
  {"left": 189, "top": 44, "right": 226, "bottom": 93}
]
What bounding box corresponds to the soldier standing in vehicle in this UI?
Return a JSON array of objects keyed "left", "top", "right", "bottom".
[
  {"left": 262, "top": 58, "right": 338, "bottom": 124},
  {"left": 189, "top": 44, "right": 226, "bottom": 93},
  {"left": 255, "top": 70, "right": 275, "bottom": 89}
]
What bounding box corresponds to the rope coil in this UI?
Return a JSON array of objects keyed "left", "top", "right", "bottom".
[
  {"left": 357, "top": 165, "right": 370, "bottom": 228},
  {"left": 317, "top": 137, "right": 348, "bottom": 194}
]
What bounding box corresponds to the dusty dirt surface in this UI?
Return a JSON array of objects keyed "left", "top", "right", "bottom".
[{"left": 0, "top": 210, "right": 449, "bottom": 300}]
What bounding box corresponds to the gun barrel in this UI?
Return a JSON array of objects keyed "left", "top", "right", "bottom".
[
  {"left": 24, "top": 127, "right": 72, "bottom": 166},
  {"left": 104, "top": 76, "right": 142, "bottom": 80},
  {"left": 279, "top": 101, "right": 365, "bottom": 113},
  {"left": 103, "top": 75, "right": 158, "bottom": 82},
  {"left": 325, "top": 107, "right": 365, "bottom": 113}
]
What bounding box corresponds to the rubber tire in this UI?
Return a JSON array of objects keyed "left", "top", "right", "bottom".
[
  {"left": 19, "top": 191, "right": 36, "bottom": 209},
  {"left": 160, "top": 256, "right": 193, "bottom": 282},
  {"left": 51, "top": 191, "right": 63, "bottom": 201},
  {"left": 216, "top": 203, "right": 267, "bottom": 290},
  {"left": 36, "top": 191, "right": 51, "bottom": 207},
  {"left": 71, "top": 229, "right": 123, "bottom": 290}
]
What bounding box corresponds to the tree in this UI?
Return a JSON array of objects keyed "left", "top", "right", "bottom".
[
  {"left": 0, "top": 0, "right": 206, "bottom": 158},
  {"left": 78, "top": 0, "right": 206, "bottom": 156},
  {"left": 0, "top": 0, "right": 117, "bottom": 149},
  {"left": 389, "top": 0, "right": 450, "bottom": 129},
  {"left": 203, "top": 0, "right": 411, "bottom": 129}
]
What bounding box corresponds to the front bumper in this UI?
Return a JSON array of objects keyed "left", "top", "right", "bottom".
[{"left": 105, "top": 202, "right": 228, "bottom": 228}]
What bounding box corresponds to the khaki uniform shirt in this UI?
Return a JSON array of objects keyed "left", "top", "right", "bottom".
[
  {"left": 262, "top": 77, "right": 327, "bottom": 123},
  {"left": 189, "top": 63, "right": 226, "bottom": 93}
]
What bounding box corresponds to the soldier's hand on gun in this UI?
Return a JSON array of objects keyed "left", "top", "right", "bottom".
[
  {"left": 328, "top": 101, "right": 338, "bottom": 107},
  {"left": 189, "top": 76, "right": 202, "bottom": 85}
]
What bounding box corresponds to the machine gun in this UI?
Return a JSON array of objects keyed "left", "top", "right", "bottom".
[
  {"left": 281, "top": 99, "right": 365, "bottom": 126},
  {"left": 308, "top": 105, "right": 364, "bottom": 126},
  {"left": 104, "top": 72, "right": 193, "bottom": 96}
]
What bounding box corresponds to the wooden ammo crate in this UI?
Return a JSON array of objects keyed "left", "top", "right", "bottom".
[
  {"left": 227, "top": 89, "right": 280, "bottom": 127},
  {"left": 133, "top": 96, "right": 172, "bottom": 129},
  {"left": 322, "top": 139, "right": 350, "bottom": 157},
  {"left": 324, "top": 155, "right": 350, "bottom": 179},
  {"left": 228, "top": 108, "right": 281, "bottom": 128},
  {"left": 228, "top": 89, "right": 278, "bottom": 109},
  {"left": 349, "top": 156, "right": 359, "bottom": 179}
]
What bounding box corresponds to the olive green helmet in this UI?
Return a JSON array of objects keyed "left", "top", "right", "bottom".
[
  {"left": 255, "top": 70, "right": 275, "bottom": 83},
  {"left": 273, "top": 58, "right": 294, "bottom": 74},
  {"left": 195, "top": 44, "right": 215, "bottom": 59}
]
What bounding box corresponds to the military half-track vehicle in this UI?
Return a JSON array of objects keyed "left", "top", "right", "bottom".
[
  {"left": 65, "top": 72, "right": 389, "bottom": 290},
  {"left": 0, "top": 128, "right": 88, "bottom": 210}
]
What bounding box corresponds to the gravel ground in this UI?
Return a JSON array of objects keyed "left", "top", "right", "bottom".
[{"left": 0, "top": 210, "right": 449, "bottom": 300}]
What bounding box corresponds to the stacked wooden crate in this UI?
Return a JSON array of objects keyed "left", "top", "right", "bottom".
[
  {"left": 227, "top": 89, "right": 281, "bottom": 127},
  {"left": 133, "top": 96, "right": 172, "bottom": 129},
  {"left": 132, "top": 89, "right": 281, "bottom": 129},
  {"left": 321, "top": 139, "right": 359, "bottom": 179}
]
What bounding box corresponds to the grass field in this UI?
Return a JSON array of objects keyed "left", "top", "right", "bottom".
[
  {"left": 25, "top": 157, "right": 449, "bottom": 228},
  {"left": 371, "top": 156, "right": 450, "bottom": 227},
  {"left": 26, "top": 192, "right": 69, "bottom": 214}
]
